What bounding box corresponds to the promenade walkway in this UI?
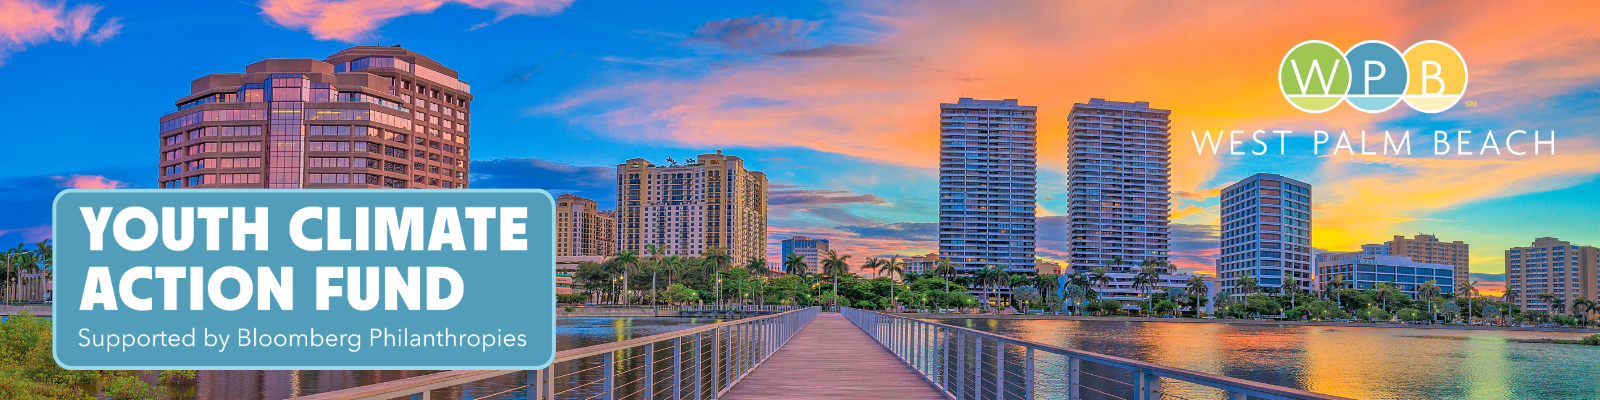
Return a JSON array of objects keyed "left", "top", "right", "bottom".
[{"left": 722, "top": 313, "right": 946, "bottom": 400}]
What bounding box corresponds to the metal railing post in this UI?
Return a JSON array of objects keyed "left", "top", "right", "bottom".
[
  {"left": 711, "top": 326, "right": 721, "bottom": 398},
  {"left": 956, "top": 331, "right": 966, "bottom": 400},
  {"left": 1139, "top": 370, "right": 1160, "bottom": 400},
  {"left": 644, "top": 343, "right": 655, "bottom": 400},
  {"left": 973, "top": 336, "right": 982, "bottom": 400},
  {"left": 673, "top": 337, "right": 683, "bottom": 400},
  {"left": 1024, "top": 348, "right": 1035, "bottom": 400},
  {"left": 995, "top": 340, "right": 1004, "bottom": 400},
  {"left": 602, "top": 351, "right": 615, "bottom": 400},
  {"left": 695, "top": 332, "right": 704, "bottom": 400},
  {"left": 940, "top": 327, "right": 949, "bottom": 391},
  {"left": 1068, "top": 356, "right": 1081, "bottom": 400}
]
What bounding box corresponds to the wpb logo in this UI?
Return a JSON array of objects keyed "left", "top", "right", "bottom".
[{"left": 1279, "top": 40, "right": 1467, "bottom": 113}]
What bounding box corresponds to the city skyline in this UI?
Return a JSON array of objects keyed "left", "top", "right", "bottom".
[{"left": 4, "top": 1, "right": 1600, "bottom": 295}]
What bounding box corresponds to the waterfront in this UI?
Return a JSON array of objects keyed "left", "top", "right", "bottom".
[
  {"left": 934, "top": 318, "right": 1600, "bottom": 399},
  {"left": 174, "top": 317, "right": 721, "bottom": 400}
]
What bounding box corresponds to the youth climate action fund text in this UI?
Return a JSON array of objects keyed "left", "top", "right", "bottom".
[{"left": 51, "top": 189, "right": 557, "bottom": 370}]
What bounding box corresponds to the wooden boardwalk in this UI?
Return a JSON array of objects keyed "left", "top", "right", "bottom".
[{"left": 723, "top": 313, "right": 947, "bottom": 400}]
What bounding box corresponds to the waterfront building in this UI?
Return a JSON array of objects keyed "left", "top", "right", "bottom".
[
  {"left": 1316, "top": 254, "right": 1455, "bottom": 298},
  {"left": 557, "top": 194, "right": 618, "bottom": 257},
  {"left": 1385, "top": 234, "right": 1470, "bottom": 284},
  {"left": 938, "top": 98, "right": 1039, "bottom": 279},
  {"left": 1505, "top": 237, "right": 1600, "bottom": 313},
  {"left": 1361, "top": 244, "right": 1389, "bottom": 255},
  {"left": 1065, "top": 98, "right": 1182, "bottom": 305},
  {"left": 1217, "top": 173, "right": 1314, "bottom": 296},
  {"left": 615, "top": 151, "right": 768, "bottom": 263},
  {"left": 1036, "top": 259, "right": 1063, "bottom": 276},
  {"left": 556, "top": 256, "right": 608, "bottom": 297},
  {"left": 780, "top": 236, "right": 830, "bottom": 273},
  {"left": 159, "top": 45, "right": 471, "bottom": 189},
  {"left": 904, "top": 253, "right": 941, "bottom": 276}
]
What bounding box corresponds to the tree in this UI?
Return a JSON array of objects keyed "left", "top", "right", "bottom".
[
  {"left": 874, "top": 257, "right": 906, "bottom": 310},
  {"left": 610, "top": 251, "right": 641, "bottom": 304},
  {"left": 1134, "top": 261, "right": 1162, "bottom": 317},
  {"left": 822, "top": 251, "right": 853, "bottom": 310},
  {"left": 1088, "top": 267, "right": 1111, "bottom": 293},
  {"left": 1066, "top": 272, "right": 1091, "bottom": 315},
  {"left": 1459, "top": 280, "right": 1479, "bottom": 324},
  {"left": 933, "top": 257, "right": 956, "bottom": 293},
  {"left": 1416, "top": 280, "right": 1441, "bottom": 323},
  {"left": 1186, "top": 275, "right": 1210, "bottom": 318},
  {"left": 1282, "top": 275, "right": 1302, "bottom": 313},
  {"left": 1571, "top": 297, "right": 1596, "bottom": 328},
  {"left": 783, "top": 253, "right": 810, "bottom": 277},
  {"left": 704, "top": 247, "right": 733, "bottom": 306},
  {"left": 1373, "top": 282, "right": 1400, "bottom": 312},
  {"left": 1323, "top": 275, "right": 1347, "bottom": 309},
  {"left": 1237, "top": 276, "right": 1260, "bottom": 297},
  {"left": 1034, "top": 274, "right": 1059, "bottom": 313}
]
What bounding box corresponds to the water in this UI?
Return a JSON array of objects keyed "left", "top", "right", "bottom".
[
  {"left": 170, "top": 317, "right": 722, "bottom": 400},
  {"left": 933, "top": 318, "right": 1600, "bottom": 400}
]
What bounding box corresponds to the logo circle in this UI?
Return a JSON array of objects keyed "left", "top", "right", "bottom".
[
  {"left": 1279, "top": 40, "right": 1351, "bottom": 113},
  {"left": 1343, "top": 40, "right": 1408, "bottom": 113},
  {"left": 1402, "top": 40, "right": 1468, "bottom": 113}
]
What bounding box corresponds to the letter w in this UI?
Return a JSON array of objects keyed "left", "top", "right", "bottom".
[{"left": 1290, "top": 59, "right": 1342, "bottom": 95}]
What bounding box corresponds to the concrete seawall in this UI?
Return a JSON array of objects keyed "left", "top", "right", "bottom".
[
  {"left": 0, "top": 305, "right": 51, "bottom": 317},
  {"left": 557, "top": 307, "right": 680, "bottom": 318},
  {"left": 898, "top": 313, "right": 1600, "bottom": 334}
]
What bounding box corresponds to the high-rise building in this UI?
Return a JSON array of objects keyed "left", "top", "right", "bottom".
[
  {"left": 1386, "top": 234, "right": 1470, "bottom": 284},
  {"left": 159, "top": 46, "right": 471, "bottom": 189},
  {"left": 1217, "top": 173, "right": 1314, "bottom": 296},
  {"left": 1505, "top": 237, "right": 1599, "bottom": 313},
  {"left": 938, "top": 98, "right": 1038, "bottom": 279},
  {"left": 616, "top": 151, "right": 768, "bottom": 263},
  {"left": 556, "top": 194, "right": 618, "bottom": 257},
  {"left": 780, "top": 236, "right": 830, "bottom": 273},
  {"left": 1316, "top": 254, "right": 1455, "bottom": 298},
  {"left": 1065, "top": 99, "right": 1182, "bottom": 305}
]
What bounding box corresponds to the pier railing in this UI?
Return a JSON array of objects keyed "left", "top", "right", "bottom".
[
  {"left": 297, "top": 307, "right": 820, "bottom": 400},
  {"left": 841, "top": 308, "right": 1349, "bottom": 400}
]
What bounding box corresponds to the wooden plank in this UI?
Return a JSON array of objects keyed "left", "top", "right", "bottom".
[{"left": 723, "top": 314, "right": 946, "bottom": 400}]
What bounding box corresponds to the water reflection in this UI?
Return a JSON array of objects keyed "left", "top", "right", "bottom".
[
  {"left": 936, "top": 318, "right": 1600, "bottom": 400},
  {"left": 165, "top": 317, "right": 720, "bottom": 400}
]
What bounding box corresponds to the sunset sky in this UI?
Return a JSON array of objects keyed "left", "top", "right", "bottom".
[{"left": 3, "top": 0, "right": 1598, "bottom": 295}]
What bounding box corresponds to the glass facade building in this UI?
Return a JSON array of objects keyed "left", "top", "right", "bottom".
[
  {"left": 158, "top": 46, "right": 471, "bottom": 189},
  {"left": 1218, "top": 173, "right": 1314, "bottom": 295},
  {"left": 1317, "top": 254, "right": 1455, "bottom": 298},
  {"left": 938, "top": 98, "right": 1038, "bottom": 279},
  {"left": 780, "top": 236, "right": 831, "bottom": 274}
]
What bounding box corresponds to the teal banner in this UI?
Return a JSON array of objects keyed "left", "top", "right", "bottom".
[{"left": 51, "top": 189, "right": 555, "bottom": 370}]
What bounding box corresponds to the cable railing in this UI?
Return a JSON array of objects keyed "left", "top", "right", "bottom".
[
  {"left": 840, "top": 307, "right": 1349, "bottom": 400},
  {"left": 296, "top": 307, "right": 820, "bottom": 400}
]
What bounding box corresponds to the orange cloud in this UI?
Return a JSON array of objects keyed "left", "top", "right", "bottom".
[
  {"left": 1311, "top": 137, "right": 1600, "bottom": 252},
  {"left": 258, "top": 0, "right": 573, "bottom": 42},
  {"left": 52, "top": 174, "right": 127, "bottom": 189},
  {"left": 0, "top": 0, "right": 121, "bottom": 64}
]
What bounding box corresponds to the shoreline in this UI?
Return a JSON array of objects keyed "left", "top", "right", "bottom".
[{"left": 898, "top": 313, "right": 1600, "bottom": 335}]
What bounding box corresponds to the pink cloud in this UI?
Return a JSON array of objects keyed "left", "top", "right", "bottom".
[
  {"left": 258, "top": 0, "right": 574, "bottom": 42},
  {"left": 0, "top": 226, "right": 52, "bottom": 243},
  {"left": 52, "top": 174, "right": 127, "bottom": 189},
  {"left": 0, "top": 0, "right": 121, "bottom": 64}
]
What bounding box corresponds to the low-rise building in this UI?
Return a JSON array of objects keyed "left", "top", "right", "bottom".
[
  {"left": 1317, "top": 254, "right": 1455, "bottom": 298},
  {"left": 780, "top": 236, "right": 830, "bottom": 273},
  {"left": 904, "top": 253, "right": 941, "bottom": 276}
]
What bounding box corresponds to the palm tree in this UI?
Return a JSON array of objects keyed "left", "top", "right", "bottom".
[
  {"left": 1237, "top": 276, "right": 1260, "bottom": 296},
  {"left": 1008, "top": 273, "right": 1032, "bottom": 312},
  {"left": 1374, "top": 282, "right": 1397, "bottom": 312},
  {"left": 1324, "top": 275, "right": 1347, "bottom": 309},
  {"left": 822, "top": 251, "right": 853, "bottom": 310},
  {"left": 1065, "top": 272, "right": 1090, "bottom": 314},
  {"left": 610, "top": 251, "right": 641, "bottom": 304},
  {"left": 873, "top": 257, "right": 907, "bottom": 310},
  {"left": 1571, "top": 297, "right": 1597, "bottom": 328},
  {"left": 1134, "top": 261, "right": 1161, "bottom": 317},
  {"left": 704, "top": 247, "right": 733, "bottom": 306},
  {"left": 1034, "top": 274, "right": 1059, "bottom": 313},
  {"left": 1186, "top": 275, "right": 1209, "bottom": 318},
  {"left": 744, "top": 256, "right": 771, "bottom": 277},
  {"left": 783, "top": 253, "right": 810, "bottom": 277},
  {"left": 1282, "top": 275, "right": 1302, "bottom": 313},
  {"left": 1459, "top": 280, "right": 1478, "bottom": 324},
  {"left": 1418, "top": 280, "right": 1442, "bottom": 323},
  {"left": 1088, "top": 267, "right": 1112, "bottom": 293},
  {"left": 933, "top": 257, "right": 956, "bottom": 293}
]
